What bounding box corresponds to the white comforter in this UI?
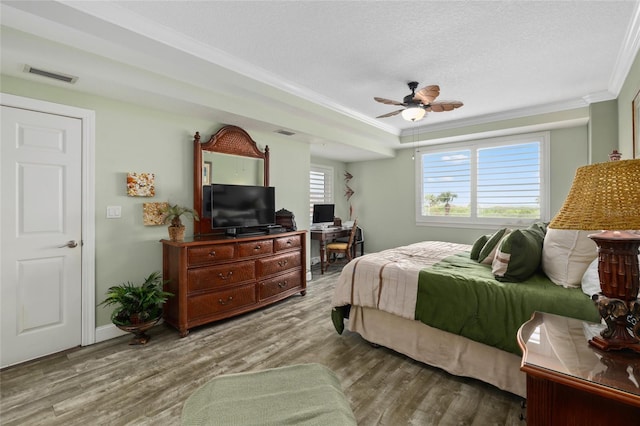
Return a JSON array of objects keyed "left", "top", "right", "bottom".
[{"left": 330, "top": 241, "right": 470, "bottom": 319}]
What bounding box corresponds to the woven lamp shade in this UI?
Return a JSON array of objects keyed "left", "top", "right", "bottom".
[{"left": 549, "top": 159, "right": 640, "bottom": 230}]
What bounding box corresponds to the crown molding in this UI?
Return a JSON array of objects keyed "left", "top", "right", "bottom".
[{"left": 609, "top": 1, "right": 640, "bottom": 95}]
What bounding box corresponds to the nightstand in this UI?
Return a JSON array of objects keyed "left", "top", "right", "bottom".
[{"left": 518, "top": 311, "right": 640, "bottom": 425}]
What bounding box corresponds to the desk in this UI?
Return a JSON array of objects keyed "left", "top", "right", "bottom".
[
  {"left": 310, "top": 227, "right": 351, "bottom": 274},
  {"left": 518, "top": 311, "right": 640, "bottom": 425}
]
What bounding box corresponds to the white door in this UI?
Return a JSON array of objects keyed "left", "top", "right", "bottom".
[{"left": 1, "top": 105, "right": 83, "bottom": 368}]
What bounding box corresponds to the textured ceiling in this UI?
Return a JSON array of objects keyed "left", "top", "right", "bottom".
[
  {"left": 1, "top": 1, "right": 639, "bottom": 161},
  {"left": 115, "top": 1, "right": 633, "bottom": 124}
]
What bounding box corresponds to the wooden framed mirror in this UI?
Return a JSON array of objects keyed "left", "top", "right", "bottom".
[{"left": 193, "top": 125, "right": 269, "bottom": 235}]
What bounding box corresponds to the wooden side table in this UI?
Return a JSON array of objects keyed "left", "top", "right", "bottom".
[{"left": 518, "top": 312, "right": 640, "bottom": 425}]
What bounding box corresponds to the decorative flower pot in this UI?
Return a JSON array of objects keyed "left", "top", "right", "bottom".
[
  {"left": 115, "top": 317, "right": 160, "bottom": 345},
  {"left": 168, "top": 225, "right": 186, "bottom": 242}
]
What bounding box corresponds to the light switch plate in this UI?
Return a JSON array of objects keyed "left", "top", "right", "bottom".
[{"left": 106, "top": 205, "right": 122, "bottom": 218}]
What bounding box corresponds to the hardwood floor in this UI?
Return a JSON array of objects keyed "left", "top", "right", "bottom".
[{"left": 1, "top": 266, "right": 524, "bottom": 425}]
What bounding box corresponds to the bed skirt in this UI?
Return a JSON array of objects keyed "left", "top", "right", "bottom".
[{"left": 348, "top": 306, "right": 526, "bottom": 398}]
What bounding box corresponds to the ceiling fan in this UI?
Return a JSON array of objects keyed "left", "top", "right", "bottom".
[{"left": 374, "top": 81, "right": 463, "bottom": 122}]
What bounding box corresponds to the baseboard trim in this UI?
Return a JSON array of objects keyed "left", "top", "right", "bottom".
[
  {"left": 94, "top": 319, "right": 168, "bottom": 344},
  {"left": 94, "top": 323, "right": 128, "bottom": 343}
]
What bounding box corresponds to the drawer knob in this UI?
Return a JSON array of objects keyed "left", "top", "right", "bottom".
[
  {"left": 277, "top": 281, "right": 288, "bottom": 288},
  {"left": 278, "top": 259, "right": 288, "bottom": 267},
  {"left": 286, "top": 240, "right": 292, "bottom": 245},
  {"left": 217, "top": 271, "right": 233, "bottom": 280},
  {"left": 208, "top": 250, "right": 216, "bottom": 257},
  {"left": 254, "top": 244, "right": 261, "bottom": 250},
  {"left": 218, "top": 296, "right": 233, "bottom": 305}
]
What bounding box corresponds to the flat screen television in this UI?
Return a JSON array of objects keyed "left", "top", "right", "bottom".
[
  {"left": 207, "top": 183, "right": 276, "bottom": 232},
  {"left": 312, "top": 203, "right": 335, "bottom": 224}
]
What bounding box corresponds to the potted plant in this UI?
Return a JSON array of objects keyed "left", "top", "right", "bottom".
[
  {"left": 162, "top": 203, "right": 199, "bottom": 242},
  {"left": 99, "top": 271, "right": 173, "bottom": 345}
]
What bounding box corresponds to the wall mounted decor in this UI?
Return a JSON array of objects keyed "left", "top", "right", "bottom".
[
  {"left": 344, "top": 171, "right": 355, "bottom": 220},
  {"left": 127, "top": 172, "right": 155, "bottom": 197},
  {"left": 143, "top": 202, "right": 168, "bottom": 225}
]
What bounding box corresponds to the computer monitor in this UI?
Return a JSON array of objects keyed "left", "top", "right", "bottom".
[{"left": 312, "top": 203, "right": 335, "bottom": 225}]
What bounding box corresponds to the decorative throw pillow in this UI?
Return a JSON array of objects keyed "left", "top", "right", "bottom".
[
  {"left": 470, "top": 234, "right": 490, "bottom": 261},
  {"left": 492, "top": 227, "right": 545, "bottom": 282},
  {"left": 541, "top": 228, "right": 598, "bottom": 288},
  {"left": 478, "top": 228, "right": 510, "bottom": 265},
  {"left": 528, "top": 221, "right": 548, "bottom": 236}
]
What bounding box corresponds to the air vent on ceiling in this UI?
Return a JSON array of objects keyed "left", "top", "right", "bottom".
[
  {"left": 275, "top": 129, "right": 295, "bottom": 136},
  {"left": 23, "top": 65, "right": 78, "bottom": 84}
]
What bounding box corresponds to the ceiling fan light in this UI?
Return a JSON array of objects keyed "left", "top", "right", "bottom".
[{"left": 401, "top": 106, "right": 426, "bottom": 122}]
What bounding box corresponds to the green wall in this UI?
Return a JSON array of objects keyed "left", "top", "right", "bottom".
[
  {"left": 1, "top": 75, "right": 311, "bottom": 327},
  {"left": 618, "top": 50, "right": 640, "bottom": 157},
  {"left": 2, "top": 48, "right": 638, "bottom": 326},
  {"left": 589, "top": 100, "right": 618, "bottom": 163}
]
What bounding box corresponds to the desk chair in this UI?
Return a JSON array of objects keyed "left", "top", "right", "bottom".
[
  {"left": 336, "top": 226, "right": 363, "bottom": 258},
  {"left": 325, "top": 221, "right": 358, "bottom": 271}
]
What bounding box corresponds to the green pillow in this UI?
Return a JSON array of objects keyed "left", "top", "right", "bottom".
[
  {"left": 492, "top": 227, "right": 545, "bottom": 282},
  {"left": 470, "top": 234, "right": 490, "bottom": 261},
  {"left": 478, "top": 228, "right": 509, "bottom": 264},
  {"left": 528, "top": 221, "right": 548, "bottom": 236}
]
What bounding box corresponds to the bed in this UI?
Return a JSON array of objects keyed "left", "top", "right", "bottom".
[{"left": 330, "top": 240, "right": 600, "bottom": 397}]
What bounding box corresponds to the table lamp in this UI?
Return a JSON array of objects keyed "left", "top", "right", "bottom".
[{"left": 549, "top": 159, "right": 640, "bottom": 353}]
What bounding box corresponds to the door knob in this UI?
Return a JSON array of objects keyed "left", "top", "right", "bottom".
[{"left": 58, "top": 240, "right": 78, "bottom": 248}]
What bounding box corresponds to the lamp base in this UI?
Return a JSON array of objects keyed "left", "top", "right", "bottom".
[
  {"left": 589, "top": 294, "right": 640, "bottom": 354},
  {"left": 588, "top": 231, "right": 640, "bottom": 353},
  {"left": 589, "top": 335, "right": 640, "bottom": 354}
]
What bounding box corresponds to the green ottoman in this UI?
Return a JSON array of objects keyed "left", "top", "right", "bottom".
[{"left": 181, "top": 363, "right": 357, "bottom": 425}]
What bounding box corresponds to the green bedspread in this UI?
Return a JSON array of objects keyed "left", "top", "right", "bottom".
[{"left": 415, "top": 253, "right": 600, "bottom": 354}]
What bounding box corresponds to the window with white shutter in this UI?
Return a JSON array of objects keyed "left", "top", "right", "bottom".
[
  {"left": 416, "top": 132, "right": 549, "bottom": 227},
  {"left": 310, "top": 164, "right": 334, "bottom": 220}
]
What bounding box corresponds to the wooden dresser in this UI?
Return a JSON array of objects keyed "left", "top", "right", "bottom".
[{"left": 161, "top": 231, "right": 307, "bottom": 337}]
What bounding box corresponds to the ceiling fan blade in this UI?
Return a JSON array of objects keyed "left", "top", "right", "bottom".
[
  {"left": 374, "top": 97, "right": 405, "bottom": 106},
  {"left": 413, "top": 85, "right": 440, "bottom": 104},
  {"left": 425, "top": 101, "right": 463, "bottom": 112},
  {"left": 376, "top": 109, "right": 404, "bottom": 118}
]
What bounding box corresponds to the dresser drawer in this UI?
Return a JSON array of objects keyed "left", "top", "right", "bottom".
[
  {"left": 237, "top": 240, "right": 273, "bottom": 258},
  {"left": 257, "top": 251, "right": 301, "bottom": 277},
  {"left": 258, "top": 270, "right": 302, "bottom": 300},
  {"left": 187, "top": 283, "right": 256, "bottom": 319},
  {"left": 188, "top": 261, "right": 255, "bottom": 292},
  {"left": 188, "top": 244, "right": 235, "bottom": 266},
  {"left": 274, "top": 235, "right": 302, "bottom": 252}
]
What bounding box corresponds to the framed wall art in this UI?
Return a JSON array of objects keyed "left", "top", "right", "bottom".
[
  {"left": 127, "top": 172, "right": 155, "bottom": 197},
  {"left": 143, "top": 202, "right": 168, "bottom": 225}
]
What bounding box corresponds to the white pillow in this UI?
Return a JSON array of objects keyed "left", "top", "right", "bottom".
[
  {"left": 541, "top": 228, "right": 598, "bottom": 288},
  {"left": 581, "top": 258, "right": 600, "bottom": 297}
]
